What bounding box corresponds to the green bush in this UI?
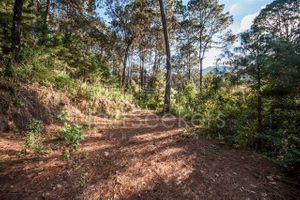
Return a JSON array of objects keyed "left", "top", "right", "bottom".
[
  {"left": 51, "top": 70, "right": 76, "bottom": 91},
  {"left": 24, "top": 119, "right": 45, "bottom": 154},
  {"left": 135, "top": 71, "right": 165, "bottom": 110},
  {"left": 173, "top": 82, "right": 198, "bottom": 117},
  {"left": 13, "top": 47, "right": 52, "bottom": 83},
  {"left": 57, "top": 122, "right": 85, "bottom": 154}
]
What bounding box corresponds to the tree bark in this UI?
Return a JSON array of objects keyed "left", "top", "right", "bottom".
[
  {"left": 11, "top": 0, "right": 24, "bottom": 62},
  {"left": 42, "top": 0, "right": 50, "bottom": 43},
  {"left": 122, "top": 41, "right": 131, "bottom": 91},
  {"left": 159, "top": 0, "right": 172, "bottom": 113},
  {"left": 31, "top": 0, "right": 39, "bottom": 44},
  {"left": 140, "top": 50, "right": 145, "bottom": 90},
  {"left": 199, "top": 57, "right": 203, "bottom": 91},
  {"left": 188, "top": 50, "right": 191, "bottom": 81},
  {"left": 126, "top": 52, "right": 132, "bottom": 88},
  {"left": 256, "top": 58, "right": 262, "bottom": 132},
  {"left": 153, "top": 50, "right": 157, "bottom": 72}
]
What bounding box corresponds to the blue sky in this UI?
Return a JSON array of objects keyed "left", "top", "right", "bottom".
[
  {"left": 202, "top": 0, "right": 273, "bottom": 66},
  {"left": 218, "top": 0, "right": 273, "bottom": 33},
  {"left": 97, "top": 0, "right": 273, "bottom": 67}
]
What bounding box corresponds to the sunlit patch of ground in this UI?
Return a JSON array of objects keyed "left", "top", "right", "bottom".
[{"left": 0, "top": 111, "right": 299, "bottom": 200}]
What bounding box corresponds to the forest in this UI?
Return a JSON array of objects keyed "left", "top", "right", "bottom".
[{"left": 0, "top": 0, "right": 299, "bottom": 199}]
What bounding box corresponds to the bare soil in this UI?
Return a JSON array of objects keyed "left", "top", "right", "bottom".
[
  {"left": 0, "top": 81, "right": 133, "bottom": 132},
  {"left": 0, "top": 110, "right": 299, "bottom": 200}
]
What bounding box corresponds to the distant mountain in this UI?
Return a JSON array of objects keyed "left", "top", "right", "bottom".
[{"left": 202, "top": 66, "right": 231, "bottom": 76}]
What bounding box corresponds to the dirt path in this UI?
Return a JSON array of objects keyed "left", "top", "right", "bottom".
[{"left": 0, "top": 110, "right": 299, "bottom": 200}]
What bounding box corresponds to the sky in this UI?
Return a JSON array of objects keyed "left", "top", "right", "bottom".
[
  {"left": 97, "top": 0, "right": 273, "bottom": 68},
  {"left": 201, "top": 0, "right": 273, "bottom": 67}
]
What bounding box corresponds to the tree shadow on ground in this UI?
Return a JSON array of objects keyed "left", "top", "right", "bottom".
[{"left": 0, "top": 111, "right": 299, "bottom": 200}]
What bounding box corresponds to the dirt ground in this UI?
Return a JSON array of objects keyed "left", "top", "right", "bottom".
[{"left": 0, "top": 110, "right": 299, "bottom": 200}]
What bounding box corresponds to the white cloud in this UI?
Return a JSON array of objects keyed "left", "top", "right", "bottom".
[
  {"left": 229, "top": 0, "right": 264, "bottom": 15},
  {"left": 239, "top": 11, "right": 259, "bottom": 32},
  {"left": 239, "top": 5, "right": 266, "bottom": 32},
  {"left": 229, "top": 0, "right": 253, "bottom": 15},
  {"left": 229, "top": 3, "right": 239, "bottom": 14},
  {"left": 203, "top": 49, "right": 222, "bottom": 68}
]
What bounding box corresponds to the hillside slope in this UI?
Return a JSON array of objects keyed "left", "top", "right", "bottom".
[{"left": 0, "top": 81, "right": 134, "bottom": 132}]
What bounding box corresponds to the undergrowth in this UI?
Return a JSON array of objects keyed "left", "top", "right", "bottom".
[
  {"left": 57, "top": 111, "right": 85, "bottom": 160},
  {"left": 24, "top": 119, "right": 45, "bottom": 154},
  {"left": 10, "top": 47, "right": 133, "bottom": 107}
]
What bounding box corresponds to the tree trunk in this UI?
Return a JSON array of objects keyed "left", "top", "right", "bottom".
[
  {"left": 199, "top": 57, "right": 203, "bottom": 91},
  {"left": 256, "top": 60, "right": 262, "bottom": 132},
  {"left": 42, "top": 0, "right": 50, "bottom": 43},
  {"left": 140, "top": 50, "right": 145, "bottom": 90},
  {"left": 31, "top": 0, "right": 39, "bottom": 45},
  {"left": 198, "top": 27, "right": 203, "bottom": 92},
  {"left": 122, "top": 42, "right": 131, "bottom": 91},
  {"left": 257, "top": 94, "right": 262, "bottom": 130},
  {"left": 11, "top": 0, "right": 24, "bottom": 63},
  {"left": 153, "top": 50, "right": 157, "bottom": 72},
  {"left": 149, "top": 50, "right": 157, "bottom": 88},
  {"left": 188, "top": 51, "right": 191, "bottom": 81},
  {"left": 126, "top": 54, "right": 131, "bottom": 88},
  {"left": 159, "top": 0, "right": 172, "bottom": 113}
]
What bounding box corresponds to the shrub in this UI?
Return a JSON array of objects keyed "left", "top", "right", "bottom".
[
  {"left": 135, "top": 71, "right": 165, "bottom": 110},
  {"left": 24, "top": 119, "right": 45, "bottom": 154},
  {"left": 51, "top": 70, "right": 76, "bottom": 92},
  {"left": 27, "top": 119, "right": 44, "bottom": 133},
  {"left": 13, "top": 47, "right": 52, "bottom": 84},
  {"left": 57, "top": 122, "right": 85, "bottom": 157},
  {"left": 173, "top": 82, "right": 198, "bottom": 117}
]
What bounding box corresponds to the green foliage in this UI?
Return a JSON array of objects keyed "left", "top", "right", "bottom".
[
  {"left": 24, "top": 119, "right": 45, "bottom": 154},
  {"left": 136, "top": 92, "right": 162, "bottom": 110},
  {"left": 25, "top": 132, "right": 45, "bottom": 154},
  {"left": 181, "top": 128, "right": 199, "bottom": 139},
  {"left": 57, "top": 122, "right": 85, "bottom": 154},
  {"left": 11, "top": 86, "right": 25, "bottom": 107},
  {"left": 60, "top": 151, "right": 71, "bottom": 160},
  {"left": 134, "top": 71, "right": 165, "bottom": 110},
  {"left": 174, "top": 66, "right": 299, "bottom": 168},
  {"left": 173, "top": 82, "right": 198, "bottom": 117},
  {"left": 13, "top": 48, "right": 52, "bottom": 83},
  {"left": 56, "top": 110, "right": 85, "bottom": 159},
  {"left": 27, "top": 119, "right": 44, "bottom": 133},
  {"left": 57, "top": 111, "right": 69, "bottom": 122},
  {"left": 11, "top": 46, "right": 133, "bottom": 106}
]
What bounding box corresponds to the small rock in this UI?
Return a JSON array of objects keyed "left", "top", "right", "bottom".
[
  {"left": 10, "top": 185, "right": 14, "bottom": 188},
  {"left": 104, "top": 151, "right": 109, "bottom": 157},
  {"left": 57, "top": 184, "right": 62, "bottom": 188},
  {"left": 261, "top": 192, "right": 267, "bottom": 197},
  {"left": 266, "top": 175, "right": 274, "bottom": 181},
  {"left": 27, "top": 174, "right": 34, "bottom": 178}
]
